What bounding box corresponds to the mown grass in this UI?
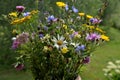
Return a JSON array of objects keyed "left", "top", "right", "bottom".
[{"left": 0, "top": 27, "right": 120, "bottom": 80}]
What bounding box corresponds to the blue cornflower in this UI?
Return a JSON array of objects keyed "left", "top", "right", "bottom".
[
  {"left": 75, "top": 46, "right": 81, "bottom": 52},
  {"left": 23, "top": 12, "right": 30, "bottom": 16},
  {"left": 39, "top": 34, "right": 44, "bottom": 38},
  {"left": 47, "top": 15, "right": 55, "bottom": 22},
  {"left": 80, "top": 45, "right": 85, "bottom": 51},
  {"left": 65, "top": 4, "right": 69, "bottom": 11},
  {"left": 43, "top": 26, "right": 48, "bottom": 31},
  {"left": 75, "top": 45, "right": 85, "bottom": 52},
  {"left": 72, "top": 6, "right": 78, "bottom": 13}
]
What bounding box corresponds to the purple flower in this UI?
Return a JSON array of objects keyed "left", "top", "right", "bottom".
[
  {"left": 80, "top": 45, "right": 85, "bottom": 51},
  {"left": 82, "top": 57, "right": 90, "bottom": 64},
  {"left": 72, "top": 6, "right": 78, "bottom": 13},
  {"left": 90, "top": 18, "right": 102, "bottom": 24},
  {"left": 23, "top": 12, "right": 30, "bottom": 16},
  {"left": 70, "top": 34, "right": 74, "bottom": 39},
  {"left": 75, "top": 46, "right": 81, "bottom": 52},
  {"left": 12, "top": 40, "right": 20, "bottom": 49},
  {"left": 39, "top": 32, "right": 44, "bottom": 38},
  {"left": 75, "top": 45, "right": 85, "bottom": 52},
  {"left": 65, "top": 4, "right": 69, "bottom": 11},
  {"left": 86, "top": 33, "right": 100, "bottom": 41},
  {"left": 43, "top": 26, "right": 48, "bottom": 31},
  {"left": 47, "top": 15, "right": 58, "bottom": 22},
  {"left": 16, "top": 6, "right": 25, "bottom": 12}
]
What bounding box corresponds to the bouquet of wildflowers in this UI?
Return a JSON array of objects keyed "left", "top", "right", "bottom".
[
  {"left": 8, "top": 1, "right": 109, "bottom": 80},
  {"left": 103, "top": 60, "right": 120, "bottom": 80}
]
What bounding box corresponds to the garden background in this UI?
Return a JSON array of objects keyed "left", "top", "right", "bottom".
[{"left": 0, "top": 0, "right": 120, "bottom": 80}]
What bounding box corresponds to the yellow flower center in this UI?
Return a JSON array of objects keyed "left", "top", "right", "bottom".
[{"left": 57, "top": 40, "right": 63, "bottom": 46}]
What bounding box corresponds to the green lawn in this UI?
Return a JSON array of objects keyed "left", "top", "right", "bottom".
[
  {"left": 0, "top": 28, "right": 120, "bottom": 80},
  {"left": 0, "top": 69, "right": 32, "bottom": 80}
]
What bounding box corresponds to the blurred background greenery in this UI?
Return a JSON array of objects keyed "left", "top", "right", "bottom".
[{"left": 0, "top": 0, "right": 120, "bottom": 80}]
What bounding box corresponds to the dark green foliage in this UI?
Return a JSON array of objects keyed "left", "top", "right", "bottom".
[
  {"left": 101, "top": 0, "right": 120, "bottom": 29},
  {"left": 0, "top": 0, "right": 37, "bottom": 69}
]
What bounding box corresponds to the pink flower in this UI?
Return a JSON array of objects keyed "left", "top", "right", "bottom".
[
  {"left": 15, "top": 63, "right": 24, "bottom": 71},
  {"left": 12, "top": 40, "right": 20, "bottom": 49},
  {"left": 90, "top": 18, "right": 102, "bottom": 24},
  {"left": 16, "top": 6, "right": 25, "bottom": 12},
  {"left": 86, "top": 33, "right": 100, "bottom": 41}
]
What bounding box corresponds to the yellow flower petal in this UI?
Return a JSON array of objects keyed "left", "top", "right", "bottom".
[
  {"left": 56, "top": 2, "right": 66, "bottom": 7},
  {"left": 9, "top": 12, "right": 17, "bottom": 17},
  {"left": 78, "top": 13, "right": 85, "bottom": 16},
  {"left": 63, "top": 24, "right": 67, "bottom": 29},
  {"left": 101, "top": 35, "right": 109, "bottom": 41},
  {"left": 86, "top": 15, "right": 93, "bottom": 19},
  {"left": 61, "top": 47, "right": 69, "bottom": 54}
]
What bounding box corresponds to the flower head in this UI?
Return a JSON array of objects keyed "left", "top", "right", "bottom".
[
  {"left": 101, "top": 34, "right": 109, "bottom": 41},
  {"left": 75, "top": 45, "right": 85, "bottom": 52},
  {"left": 56, "top": 2, "right": 66, "bottom": 7},
  {"left": 90, "top": 18, "right": 102, "bottom": 24},
  {"left": 78, "top": 13, "right": 85, "bottom": 16},
  {"left": 86, "top": 15, "right": 93, "bottom": 19},
  {"left": 9, "top": 12, "right": 17, "bottom": 17},
  {"left": 23, "top": 12, "right": 30, "bottom": 16},
  {"left": 82, "top": 57, "right": 90, "bottom": 64},
  {"left": 47, "top": 15, "right": 58, "bottom": 22},
  {"left": 65, "top": 4, "right": 69, "bottom": 11},
  {"left": 86, "top": 33, "right": 100, "bottom": 41},
  {"left": 12, "top": 32, "right": 29, "bottom": 49},
  {"left": 12, "top": 40, "right": 20, "bottom": 49},
  {"left": 72, "top": 6, "right": 78, "bottom": 13},
  {"left": 61, "top": 47, "right": 69, "bottom": 54},
  {"left": 16, "top": 6, "right": 25, "bottom": 12},
  {"left": 52, "top": 35, "right": 67, "bottom": 49},
  {"left": 14, "top": 63, "right": 24, "bottom": 71}
]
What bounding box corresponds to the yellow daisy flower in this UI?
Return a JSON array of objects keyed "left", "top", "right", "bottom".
[
  {"left": 78, "top": 13, "right": 85, "bottom": 16},
  {"left": 56, "top": 2, "right": 66, "bottom": 7},
  {"left": 11, "top": 16, "right": 31, "bottom": 25},
  {"left": 96, "top": 28, "right": 105, "bottom": 33},
  {"left": 101, "top": 34, "right": 109, "bottom": 41},
  {"left": 61, "top": 47, "right": 69, "bottom": 54},
  {"left": 30, "top": 10, "right": 39, "bottom": 15},
  {"left": 12, "top": 29, "right": 17, "bottom": 34},
  {"left": 86, "top": 15, "right": 93, "bottom": 19},
  {"left": 9, "top": 12, "right": 17, "bottom": 17},
  {"left": 63, "top": 24, "right": 67, "bottom": 29}
]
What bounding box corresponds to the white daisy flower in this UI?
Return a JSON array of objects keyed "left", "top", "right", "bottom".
[{"left": 52, "top": 34, "right": 67, "bottom": 49}]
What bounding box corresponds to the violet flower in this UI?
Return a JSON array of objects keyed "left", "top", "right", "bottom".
[
  {"left": 75, "top": 45, "right": 85, "bottom": 52},
  {"left": 23, "top": 12, "right": 30, "bottom": 16},
  {"left": 90, "top": 18, "right": 102, "bottom": 24},
  {"left": 12, "top": 40, "right": 20, "bottom": 49},
  {"left": 65, "top": 4, "right": 69, "bottom": 11},
  {"left": 72, "top": 6, "right": 78, "bottom": 13},
  {"left": 47, "top": 15, "right": 58, "bottom": 22},
  {"left": 82, "top": 57, "right": 90, "bottom": 64},
  {"left": 86, "top": 33, "right": 100, "bottom": 41}
]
